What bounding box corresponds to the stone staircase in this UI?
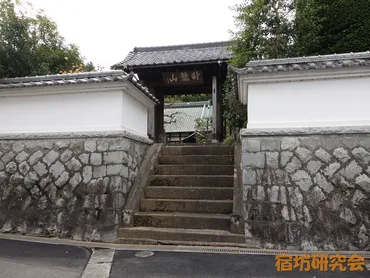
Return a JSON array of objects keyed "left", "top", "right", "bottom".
[{"left": 117, "top": 145, "right": 245, "bottom": 246}]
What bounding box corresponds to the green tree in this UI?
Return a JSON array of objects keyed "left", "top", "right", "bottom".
[
  {"left": 293, "top": 0, "right": 322, "bottom": 56},
  {"left": 164, "top": 94, "right": 211, "bottom": 103},
  {"left": 310, "top": 0, "right": 370, "bottom": 55},
  {"left": 195, "top": 117, "right": 212, "bottom": 144},
  {"left": 229, "top": 0, "right": 295, "bottom": 67},
  {"left": 0, "top": 0, "right": 95, "bottom": 78}
]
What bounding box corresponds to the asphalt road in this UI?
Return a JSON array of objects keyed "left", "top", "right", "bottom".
[
  {"left": 0, "top": 238, "right": 369, "bottom": 278},
  {"left": 110, "top": 250, "right": 370, "bottom": 278},
  {"left": 0, "top": 239, "right": 91, "bottom": 278}
]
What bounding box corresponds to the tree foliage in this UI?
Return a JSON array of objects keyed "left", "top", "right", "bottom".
[
  {"left": 222, "top": 72, "right": 247, "bottom": 140},
  {"left": 230, "top": 0, "right": 295, "bottom": 67},
  {"left": 230, "top": 0, "right": 370, "bottom": 66},
  {"left": 0, "top": 0, "right": 95, "bottom": 78},
  {"left": 308, "top": 0, "right": 370, "bottom": 55},
  {"left": 195, "top": 117, "right": 212, "bottom": 144},
  {"left": 164, "top": 94, "right": 211, "bottom": 103}
]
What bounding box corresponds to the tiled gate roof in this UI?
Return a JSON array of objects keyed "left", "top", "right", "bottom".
[{"left": 112, "top": 41, "right": 232, "bottom": 68}]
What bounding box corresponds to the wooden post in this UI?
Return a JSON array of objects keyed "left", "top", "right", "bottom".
[
  {"left": 217, "top": 71, "right": 223, "bottom": 142},
  {"left": 212, "top": 76, "right": 218, "bottom": 142},
  {"left": 147, "top": 107, "right": 155, "bottom": 139},
  {"left": 154, "top": 90, "right": 164, "bottom": 142}
]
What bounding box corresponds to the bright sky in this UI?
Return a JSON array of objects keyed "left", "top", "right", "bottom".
[{"left": 30, "top": 0, "right": 242, "bottom": 70}]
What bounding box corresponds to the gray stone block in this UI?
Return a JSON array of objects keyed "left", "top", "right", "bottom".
[
  {"left": 109, "top": 139, "right": 123, "bottom": 151},
  {"left": 340, "top": 208, "right": 357, "bottom": 225},
  {"left": 295, "top": 147, "right": 312, "bottom": 163},
  {"left": 34, "top": 161, "right": 48, "bottom": 177},
  {"left": 67, "top": 158, "right": 82, "bottom": 171},
  {"left": 23, "top": 171, "right": 38, "bottom": 187},
  {"left": 2, "top": 151, "right": 16, "bottom": 164},
  {"left": 322, "top": 135, "right": 343, "bottom": 150},
  {"left": 266, "top": 152, "right": 279, "bottom": 169},
  {"left": 43, "top": 150, "right": 59, "bottom": 166},
  {"left": 341, "top": 136, "right": 359, "bottom": 149},
  {"left": 55, "top": 171, "right": 69, "bottom": 187},
  {"left": 12, "top": 142, "right": 25, "bottom": 153},
  {"left": 291, "top": 170, "right": 312, "bottom": 191},
  {"left": 15, "top": 151, "right": 30, "bottom": 163},
  {"left": 70, "top": 173, "right": 82, "bottom": 188},
  {"left": 28, "top": 150, "right": 43, "bottom": 165},
  {"left": 261, "top": 138, "right": 280, "bottom": 151},
  {"left": 268, "top": 185, "right": 279, "bottom": 203},
  {"left": 107, "top": 165, "right": 122, "bottom": 176},
  {"left": 79, "top": 153, "right": 89, "bottom": 164},
  {"left": 93, "top": 166, "right": 107, "bottom": 178},
  {"left": 104, "top": 151, "right": 127, "bottom": 164},
  {"left": 315, "top": 148, "right": 332, "bottom": 163},
  {"left": 0, "top": 171, "right": 7, "bottom": 183},
  {"left": 243, "top": 153, "right": 265, "bottom": 168},
  {"left": 97, "top": 140, "right": 109, "bottom": 152},
  {"left": 333, "top": 147, "right": 350, "bottom": 163},
  {"left": 323, "top": 162, "right": 341, "bottom": 178},
  {"left": 50, "top": 161, "right": 65, "bottom": 178},
  {"left": 60, "top": 149, "right": 73, "bottom": 163},
  {"left": 307, "top": 186, "right": 326, "bottom": 206},
  {"left": 55, "top": 141, "right": 70, "bottom": 149},
  {"left": 280, "top": 151, "right": 293, "bottom": 167},
  {"left": 243, "top": 169, "right": 256, "bottom": 185},
  {"left": 281, "top": 206, "right": 289, "bottom": 221},
  {"left": 340, "top": 160, "right": 362, "bottom": 180},
  {"left": 285, "top": 157, "right": 302, "bottom": 174},
  {"left": 90, "top": 153, "right": 102, "bottom": 166},
  {"left": 83, "top": 166, "right": 92, "bottom": 183},
  {"left": 243, "top": 139, "right": 260, "bottom": 152},
  {"left": 355, "top": 174, "right": 370, "bottom": 192},
  {"left": 122, "top": 166, "right": 129, "bottom": 179},
  {"left": 299, "top": 137, "right": 322, "bottom": 151},
  {"left": 256, "top": 186, "right": 265, "bottom": 201},
  {"left": 315, "top": 173, "right": 334, "bottom": 193},
  {"left": 281, "top": 138, "right": 299, "bottom": 150},
  {"left": 84, "top": 140, "right": 97, "bottom": 152},
  {"left": 351, "top": 190, "right": 367, "bottom": 205},
  {"left": 307, "top": 160, "right": 323, "bottom": 175},
  {"left": 5, "top": 162, "right": 17, "bottom": 174},
  {"left": 280, "top": 186, "right": 287, "bottom": 205},
  {"left": 352, "top": 147, "right": 370, "bottom": 164}
]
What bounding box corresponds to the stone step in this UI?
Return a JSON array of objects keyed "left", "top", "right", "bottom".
[
  {"left": 139, "top": 199, "right": 233, "bottom": 213},
  {"left": 150, "top": 175, "right": 234, "bottom": 187},
  {"left": 162, "top": 146, "right": 234, "bottom": 156},
  {"left": 134, "top": 212, "right": 230, "bottom": 230},
  {"left": 145, "top": 186, "right": 233, "bottom": 200},
  {"left": 115, "top": 238, "right": 249, "bottom": 247},
  {"left": 154, "top": 165, "right": 234, "bottom": 176},
  {"left": 117, "top": 227, "right": 245, "bottom": 244},
  {"left": 158, "top": 155, "right": 234, "bottom": 165}
]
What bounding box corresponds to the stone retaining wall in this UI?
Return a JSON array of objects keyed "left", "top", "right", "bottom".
[
  {"left": 0, "top": 131, "right": 150, "bottom": 242},
  {"left": 241, "top": 127, "right": 370, "bottom": 251}
]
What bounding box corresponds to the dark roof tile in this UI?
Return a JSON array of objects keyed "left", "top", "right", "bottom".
[
  {"left": 112, "top": 41, "right": 232, "bottom": 68},
  {"left": 0, "top": 70, "right": 159, "bottom": 103}
]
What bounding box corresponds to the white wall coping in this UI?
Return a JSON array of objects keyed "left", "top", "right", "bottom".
[
  {"left": 0, "top": 129, "right": 153, "bottom": 144},
  {"left": 241, "top": 125, "right": 370, "bottom": 137}
]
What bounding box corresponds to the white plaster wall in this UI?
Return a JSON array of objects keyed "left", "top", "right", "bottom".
[
  {"left": 121, "top": 91, "right": 148, "bottom": 137},
  {"left": 247, "top": 76, "right": 370, "bottom": 128},
  {"left": 0, "top": 87, "right": 153, "bottom": 137}
]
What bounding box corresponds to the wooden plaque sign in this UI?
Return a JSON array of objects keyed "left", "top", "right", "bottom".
[{"left": 162, "top": 70, "right": 203, "bottom": 86}]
